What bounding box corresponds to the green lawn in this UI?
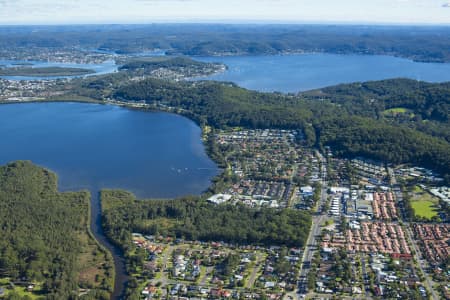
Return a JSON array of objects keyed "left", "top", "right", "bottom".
[
  {"left": 410, "top": 188, "right": 439, "bottom": 220},
  {"left": 383, "top": 107, "right": 414, "bottom": 118},
  {"left": 413, "top": 185, "right": 423, "bottom": 193},
  {"left": 411, "top": 200, "right": 438, "bottom": 219},
  {"left": 3, "top": 286, "right": 43, "bottom": 300},
  {"left": 384, "top": 107, "right": 409, "bottom": 113}
]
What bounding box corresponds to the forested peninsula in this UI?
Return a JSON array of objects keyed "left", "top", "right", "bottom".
[
  {"left": 0, "top": 161, "right": 113, "bottom": 299},
  {"left": 0, "top": 67, "right": 94, "bottom": 77}
]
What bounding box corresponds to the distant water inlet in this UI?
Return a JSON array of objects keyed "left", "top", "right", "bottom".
[
  {"left": 195, "top": 53, "right": 450, "bottom": 92},
  {"left": 0, "top": 59, "right": 118, "bottom": 80}
]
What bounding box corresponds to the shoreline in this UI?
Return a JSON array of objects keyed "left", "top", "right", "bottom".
[
  {"left": 187, "top": 50, "right": 450, "bottom": 64},
  {"left": 0, "top": 99, "right": 225, "bottom": 299},
  {"left": 0, "top": 97, "right": 226, "bottom": 194}
]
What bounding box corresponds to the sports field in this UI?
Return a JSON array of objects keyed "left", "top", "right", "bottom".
[{"left": 411, "top": 200, "right": 438, "bottom": 219}]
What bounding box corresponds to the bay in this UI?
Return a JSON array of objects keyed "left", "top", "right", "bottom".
[
  {"left": 0, "top": 102, "right": 218, "bottom": 198},
  {"left": 196, "top": 53, "right": 450, "bottom": 92}
]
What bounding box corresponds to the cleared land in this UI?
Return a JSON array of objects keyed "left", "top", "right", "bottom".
[
  {"left": 384, "top": 107, "right": 409, "bottom": 114},
  {"left": 411, "top": 200, "right": 438, "bottom": 219},
  {"left": 411, "top": 187, "right": 439, "bottom": 219},
  {"left": 383, "top": 107, "right": 414, "bottom": 118}
]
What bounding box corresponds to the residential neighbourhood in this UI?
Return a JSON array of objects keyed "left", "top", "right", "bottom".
[
  {"left": 0, "top": 48, "right": 113, "bottom": 64},
  {"left": 412, "top": 224, "right": 450, "bottom": 266},
  {"left": 125, "top": 129, "right": 449, "bottom": 300},
  {"left": 208, "top": 129, "right": 321, "bottom": 209},
  {"left": 0, "top": 78, "right": 66, "bottom": 101},
  {"left": 131, "top": 234, "right": 302, "bottom": 300}
]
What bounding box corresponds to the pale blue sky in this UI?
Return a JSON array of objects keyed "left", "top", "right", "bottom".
[{"left": 0, "top": 0, "right": 449, "bottom": 25}]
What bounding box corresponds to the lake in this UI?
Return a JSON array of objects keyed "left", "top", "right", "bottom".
[
  {"left": 3, "top": 53, "right": 450, "bottom": 92},
  {"left": 0, "top": 101, "right": 218, "bottom": 298},
  {"left": 196, "top": 54, "right": 450, "bottom": 92},
  {"left": 0, "top": 59, "right": 117, "bottom": 80},
  {"left": 0, "top": 102, "right": 219, "bottom": 198}
]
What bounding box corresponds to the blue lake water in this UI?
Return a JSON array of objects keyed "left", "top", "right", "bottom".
[
  {"left": 0, "top": 59, "right": 118, "bottom": 80},
  {"left": 0, "top": 102, "right": 218, "bottom": 198},
  {"left": 4, "top": 53, "right": 450, "bottom": 92},
  {"left": 196, "top": 54, "right": 450, "bottom": 92}
]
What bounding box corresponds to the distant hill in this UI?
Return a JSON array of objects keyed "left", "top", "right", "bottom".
[
  {"left": 304, "top": 78, "right": 450, "bottom": 142},
  {"left": 1, "top": 24, "right": 450, "bottom": 62}
]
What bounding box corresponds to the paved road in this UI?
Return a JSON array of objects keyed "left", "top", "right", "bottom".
[
  {"left": 387, "top": 167, "right": 397, "bottom": 186},
  {"left": 246, "top": 253, "right": 264, "bottom": 288},
  {"left": 404, "top": 226, "right": 439, "bottom": 300},
  {"left": 199, "top": 266, "right": 213, "bottom": 286},
  {"left": 296, "top": 151, "right": 329, "bottom": 298},
  {"left": 390, "top": 169, "right": 439, "bottom": 300},
  {"left": 158, "top": 245, "right": 174, "bottom": 289},
  {"left": 299, "top": 212, "right": 327, "bottom": 276}
]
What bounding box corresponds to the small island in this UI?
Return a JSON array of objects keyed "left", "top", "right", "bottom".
[{"left": 0, "top": 66, "right": 95, "bottom": 77}]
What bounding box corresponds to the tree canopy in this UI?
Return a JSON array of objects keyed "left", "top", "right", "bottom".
[
  {"left": 101, "top": 190, "right": 312, "bottom": 250},
  {"left": 0, "top": 161, "right": 113, "bottom": 300}
]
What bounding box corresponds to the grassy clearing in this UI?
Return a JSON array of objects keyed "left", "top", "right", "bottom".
[
  {"left": 138, "top": 218, "right": 178, "bottom": 231},
  {"left": 383, "top": 107, "right": 415, "bottom": 119},
  {"left": 411, "top": 200, "right": 438, "bottom": 219},
  {"left": 383, "top": 107, "right": 410, "bottom": 114},
  {"left": 410, "top": 187, "right": 439, "bottom": 220},
  {"left": 2, "top": 285, "right": 43, "bottom": 300},
  {"left": 413, "top": 185, "right": 423, "bottom": 193}
]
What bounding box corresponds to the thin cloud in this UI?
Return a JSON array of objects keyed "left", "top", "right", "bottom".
[{"left": 0, "top": 0, "right": 449, "bottom": 25}]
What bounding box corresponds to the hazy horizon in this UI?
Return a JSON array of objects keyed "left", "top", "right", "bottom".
[
  {"left": 1, "top": 20, "right": 450, "bottom": 27},
  {"left": 1, "top": 0, "right": 449, "bottom": 26}
]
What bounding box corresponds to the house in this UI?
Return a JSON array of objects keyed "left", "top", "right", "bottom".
[
  {"left": 207, "top": 194, "right": 232, "bottom": 204},
  {"left": 143, "top": 261, "right": 158, "bottom": 271},
  {"left": 352, "top": 286, "right": 362, "bottom": 294},
  {"left": 322, "top": 247, "right": 334, "bottom": 254},
  {"left": 391, "top": 253, "right": 413, "bottom": 261},
  {"left": 142, "top": 285, "right": 157, "bottom": 297},
  {"left": 374, "top": 286, "right": 383, "bottom": 296},
  {"left": 221, "top": 290, "right": 232, "bottom": 298},
  {"left": 210, "top": 288, "right": 221, "bottom": 298},
  {"left": 241, "top": 257, "right": 251, "bottom": 264},
  {"left": 316, "top": 281, "right": 324, "bottom": 292},
  {"left": 290, "top": 248, "right": 302, "bottom": 255},
  {"left": 300, "top": 186, "right": 313, "bottom": 196}
]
